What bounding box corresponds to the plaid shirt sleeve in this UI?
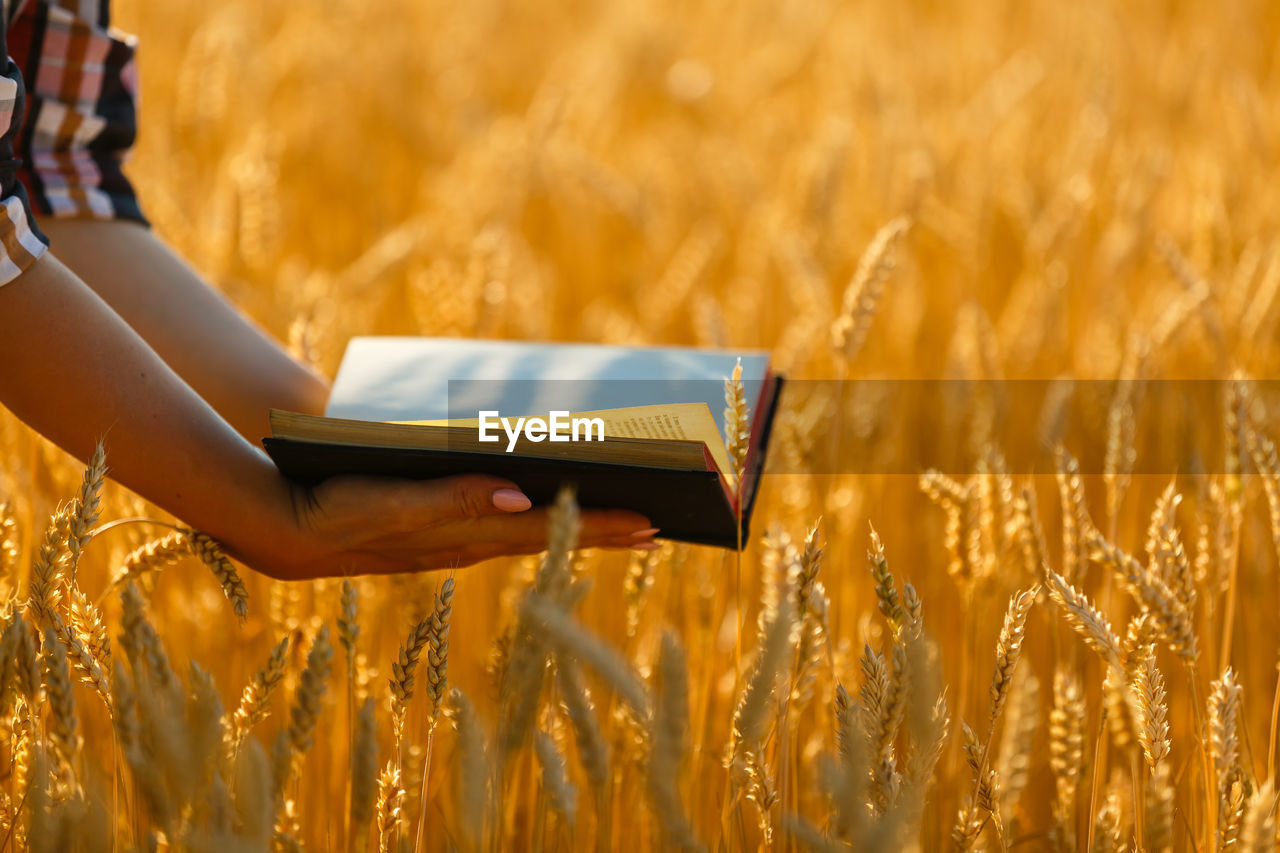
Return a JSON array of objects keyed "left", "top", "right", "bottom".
[
  {"left": 7, "top": 0, "right": 146, "bottom": 224},
  {"left": 0, "top": 0, "right": 50, "bottom": 287}
]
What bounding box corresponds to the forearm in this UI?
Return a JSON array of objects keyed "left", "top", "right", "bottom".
[
  {"left": 0, "top": 253, "right": 301, "bottom": 570},
  {"left": 37, "top": 218, "right": 330, "bottom": 442}
]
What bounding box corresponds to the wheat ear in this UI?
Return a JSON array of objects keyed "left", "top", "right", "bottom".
[
  {"left": 534, "top": 731, "right": 577, "bottom": 823},
  {"left": 498, "top": 488, "right": 579, "bottom": 761},
  {"left": 12, "top": 613, "right": 40, "bottom": 706},
  {"left": 1208, "top": 666, "right": 1243, "bottom": 842},
  {"left": 1045, "top": 570, "right": 1124, "bottom": 672},
  {"left": 867, "top": 522, "right": 905, "bottom": 633},
  {"left": 118, "top": 581, "right": 176, "bottom": 693},
  {"left": 228, "top": 636, "right": 290, "bottom": 755},
  {"left": 731, "top": 594, "right": 796, "bottom": 751},
  {"left": 1134, "top": 649, "right": 1171, "bottom": 771},
  {"left": 374, "top": 760, "right": 405, "bottom": 853},
  {"left": 1049, "top": 670, "right": 1086, "bottom": 851},
  {"left": 389, "top": 614, "right": 432, "bottom": 761},
  {"left": 555, "top": 658, "right": 610, "bottom": 790},
  {"left": 42, "top": 629, "right": 79, "bottom": 779},
  {"left": 27, "top": 506, "right": 72, "bottom": 628},
  {"left": 647, "top": 631, "right": 700, "bottom": 850},
  {"left": 989, "top": 586, "right": 1037, "bottom": 729},
  {"left": 181, "top": 529, "right": 249, "bottom": 621},
  {"left": 287, "top": 625, "right": 334, "bottom": 758},
  {"left": 350, "top": 696, "right": 378, "bottom": 842},
  {"left": 414, "top": 574, "right": 454, "bottom": 853},
  {"left": 830, "top": 215, "right": 911, "bottom": 360},
  {"left": 522, "top": 596, "right": 649, "bottom": 715},
  {"left": 0, "top": 500, "right": 18, "bottom": 578},
  {"left": 449, "top": 688, "right": 491, "bottom": 853},
  {"left": 723, "top": 358, "right": 750, "bottom": 489},
  {"left": 111, "top": 532, "right": 191, "bottom": 591},
  {"left": 0, "top": 613, "right": 20, "bottom": 716},
  {"left": 425, "top": 576, "right": 454, "bottom": 723},
  {"left": 66, "top": 441, "right": 107, "bottom": 579},
  {"left": 338, "top": 579, "right": 360, "bottom": 671}
]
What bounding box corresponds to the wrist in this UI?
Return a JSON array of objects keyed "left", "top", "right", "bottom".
[{"left": 200, "top": 455, "right": 318, "bottom": 580}]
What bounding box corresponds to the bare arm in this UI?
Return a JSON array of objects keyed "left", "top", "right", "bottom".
[
  {"left": 0, "top": 252, "right": 303, "bottom": 562},
  {"left": 36, "top": 218, "right": 328, "bottom": 441},
  {"left": 0, "top": 255, "right": 655, "bottom": 578}
]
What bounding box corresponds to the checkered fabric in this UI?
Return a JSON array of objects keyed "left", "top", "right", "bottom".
[
  {"left": 0, "top": 0, "right": 49, "bottom": 286},
  {"left": 7, "top": 0, "right": 146, "bottom": 223}
]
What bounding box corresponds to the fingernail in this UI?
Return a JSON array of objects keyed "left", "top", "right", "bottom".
[
  {"left": 630, "top": 527, "right": 660, "bottom": 538},
  {"left": 633, "top": 542, "right": 661, "bottom": 551},
  {"left": 492, "top": 488, "right": 532, "bottom": 512}
]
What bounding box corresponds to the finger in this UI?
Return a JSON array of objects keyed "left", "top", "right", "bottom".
[
  {"left": 398, "top": 474, "right": 534, "bottom": 522},
  {"left": 446, "top": 508, "right": 653, "bottom": 553},
  {"left": 404, "top": 525, "right": 661, "bottom": 570},
  {"left": 421, "top": 513, "right": 651, "bottom": 563},
  {"left": 586, "top": 539, "right": 662, "bottom": 551},
  {"left": 377, "top": 503, "right": 655, "bottom": 564},
  {"left": 576, "top": 509, "right": 653, "bottom": 539},
  {"left": 579, "top": 528, "right": 660, "bottom": 549}
]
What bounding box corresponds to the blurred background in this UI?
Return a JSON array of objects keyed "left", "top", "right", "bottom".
[{"left": 4, "top": 0, "right": 1280, "bottom": 848}]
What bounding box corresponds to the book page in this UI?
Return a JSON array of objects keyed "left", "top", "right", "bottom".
[
  {"left": 327, "top": 336, "right": 769, "bottom": 430},
  {"left": 403, "top": 402, "right": 732, "bottom": 476}
]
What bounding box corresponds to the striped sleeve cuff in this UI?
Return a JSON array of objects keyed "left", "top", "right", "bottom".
[
  {"left": 0, "top": 191, "right": 49, "bottom": 286},
  {"left": 0, "top": 48, "right": 50, "bottom": 287}
]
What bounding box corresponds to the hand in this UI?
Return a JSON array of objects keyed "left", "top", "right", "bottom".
[{"left": 258, "top": 473, "right": 658, "bottom": 579}]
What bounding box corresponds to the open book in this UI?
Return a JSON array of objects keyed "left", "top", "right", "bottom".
[{"left": 263, "top": 337, "right": 782, "bottom": 548}]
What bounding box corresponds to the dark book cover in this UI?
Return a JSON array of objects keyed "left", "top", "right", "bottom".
[{"left": 263, "top": 377, "right": 783, "bottom": 549}]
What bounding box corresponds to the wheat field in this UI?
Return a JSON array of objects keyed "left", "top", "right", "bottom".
[{"left": 3, "top": 0, "right": 1280, "bottom": 849}]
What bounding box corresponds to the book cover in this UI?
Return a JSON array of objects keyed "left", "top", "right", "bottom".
[{"left": 263, "top": 337, "right": 781, "bottom": 548}]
